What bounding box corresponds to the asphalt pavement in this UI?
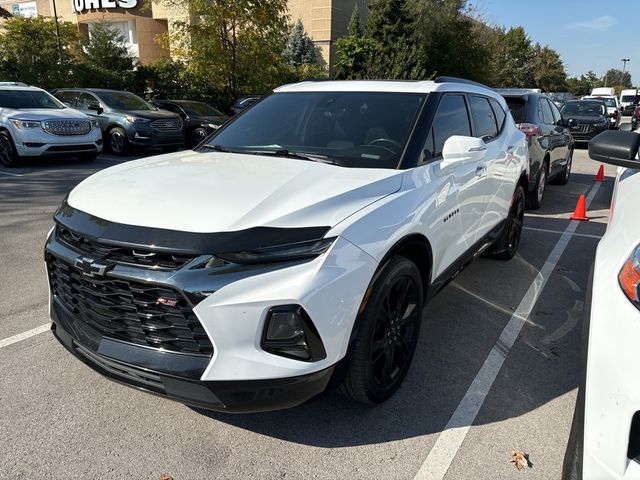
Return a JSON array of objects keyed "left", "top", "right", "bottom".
[{"left": 0, "top": 136, "right": 620, "bottom": 479}]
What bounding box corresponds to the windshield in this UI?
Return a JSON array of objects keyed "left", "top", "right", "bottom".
[
  {"left": 505, "top": 98, "right": 526, "bottom": 123},
  {"left": 621, "top": 95, "right": 637, "bottom": 103},
  {"left": 0, "top": 90, "right": 65, "bottom": 109},
  {"left": 206, "top": 91, "right": 426, "bottom": 169},
  {"left": 587, "top": 96, "right": 616, "bottom": 108},
  {"left": 180, "top": 101, "right": 225, "bottom": 117},
  {"left": 98, "top": 91, "right": 156, "bottom": 111},
  {"left": 561, "top": 102, "right": 606, "bottom": 116}
]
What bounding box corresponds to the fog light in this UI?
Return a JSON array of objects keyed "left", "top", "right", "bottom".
[{"left": 262, "top": 305, "right": 326, "bottom": 361}]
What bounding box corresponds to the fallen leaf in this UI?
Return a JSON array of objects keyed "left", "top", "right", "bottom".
[
  {"left": 160, "top": 474, "right": 173, "bottom": 480},
  {"left": 510, "top": 450, "right": 532, "bottom": 471}
]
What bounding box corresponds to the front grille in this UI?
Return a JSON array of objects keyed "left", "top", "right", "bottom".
[
  {"left": 43, "top": 120, "right": 92, "bottom": 136},
  {"left": 47, "top": 253, "right": 213, "bottom": 355},
  {"left": 150, "top": 118, "right": 183, "bottom": 132},
  {"left": 56, "top": 226, "right": 194, "bottom": 270},
  {"left": 571, "top": 124, "right": 594, "bottom": 133}
]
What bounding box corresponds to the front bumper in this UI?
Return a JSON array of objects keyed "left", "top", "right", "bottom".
[
  {"left": 12, "top": 127, "right": 103, "bottom": 157},
  {"left": 569, "top": 125, "right": 606, "bottom": 142},
  {"left": 126, "top": 126, "right": 185, "bottom": 147},
  {"left": 50, "top": 301, "right": 334, "bottom": 412}
]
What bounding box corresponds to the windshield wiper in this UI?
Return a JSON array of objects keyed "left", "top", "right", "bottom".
[
  {"left": 246, "top": 149, "right": 335, "bottom": 164},
  {"left": 201, "top": 144, "right": 232, "bottom": 152}
]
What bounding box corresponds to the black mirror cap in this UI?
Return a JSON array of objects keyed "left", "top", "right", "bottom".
[
  {"left": 87, "top": 102, "right": 103, "bottom": 114},
  {"left": 589, "top": 130, "right": 640, "bottom": 168}
]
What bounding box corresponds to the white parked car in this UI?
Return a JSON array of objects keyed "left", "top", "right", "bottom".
[
  {"left": 564, "top": 129, "right": 640, "bottom": 479},
  {"left": 0, "top": 85, "right": 103, "bottom": 167},
  {"left": 45, "top": 78, "right": 528, "bottom": 412}
]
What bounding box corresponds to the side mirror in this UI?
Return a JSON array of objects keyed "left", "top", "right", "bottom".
[
  {"left": 87, "top": 102, "right": 103, "bottom": 115},
  {"left": 589, "top": 130, "right": 640, "bottom": 168},
  {"left": 442, "top": 136, "right": 487, "bottom": 164}
]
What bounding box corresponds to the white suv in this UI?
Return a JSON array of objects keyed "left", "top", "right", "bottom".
[
  {"left": 45, "top": 78, "right": 528, "bottom": 412},
  {"left": 0, "top": 85, "right": 103, "bottom": 167}
]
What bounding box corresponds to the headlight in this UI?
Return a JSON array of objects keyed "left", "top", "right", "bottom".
[
  {"left": 206, "top": 123, "right": 220, "bottom": 130},
  {"left": 595, "top": 121, "right": 607, "bottom": 128},
  {"left": 11, "top": 119, "right": 41, "bottom": 129},
  {"left": 619, "top": 244, "right": 640, "bottom": 310},
  {"left": 216, "top": 237, "right": 335, "bottom": 264},
  {"left": 91, "top": 119, "right": 99, "bottom": 129},
  {"left": 125, "top": 115, "right": 150, "bottom": 124}
]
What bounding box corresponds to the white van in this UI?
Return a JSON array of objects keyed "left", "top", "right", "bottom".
[
  {"left": 619, "top": 88, "right": 638, "bottom": 115},
  {"left": 591, "top": 87, "right": 616, "bottom": 96}
]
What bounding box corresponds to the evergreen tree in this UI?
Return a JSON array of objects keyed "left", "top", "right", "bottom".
[
  {"left": 528, "top": 43, "right": 566, "bottom": 91},
  {"left": 335, "top": 5, "right": 376, "bottom": 79},
  {"left": 366, "top": 0, "right": 423, "bottom": 79},
  {"left": 493, "top": 26, "right": 533, "bottom": 87},
  {"left": 283, "top": 19, "right": 318, "bottom": 67}
]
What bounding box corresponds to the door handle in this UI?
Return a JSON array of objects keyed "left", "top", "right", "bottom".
[
  {"left": 468, "top": 146, "right": 487, "bottom": 152},
  {"left": 475, "top": 165, "right": 487, "bottom": 177}
]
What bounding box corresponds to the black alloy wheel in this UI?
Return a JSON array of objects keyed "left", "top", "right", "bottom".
[
  {"left": 108, "top": 127, "right": 129, "bottom": 155},
  {"left": 339, "top": 256, "right": 423, "bottom": 404},
  {"left": 192, "top": 127, "right": 208, "bottom": 146},
  {"left": 486, "top": 185, "right": 525, "bottom": 260},
  {"left": 0, "top": 131, "right": 19, "bottom": 167}
]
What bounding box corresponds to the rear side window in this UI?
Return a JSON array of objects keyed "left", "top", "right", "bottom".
[
  {"left": 489, "top": 98, "right": 506, "bottom": 130},
  {"left": 428, "top": 94, "right": 471, "bottom": 158},
  {"left": 505, "top": 97, "right": 526, "bottom": 123},
  {"left": 539, "top": 99, "right": 554, "bottom": 124},
  {"left": 469, "top": 95, "right": 498, "bottom": 140}
]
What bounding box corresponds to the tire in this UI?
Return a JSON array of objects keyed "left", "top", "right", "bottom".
[
  {"left": 339, "top": 256, "right": 423, "bottom": 404},
  {"left": 526, "top": 161, "right": 547, "bottom": 210},
  {"left": 486, "top": 185, "right": 525, "bottom": 260},
  {"left": 191, "top": 127, "right": 208, "bottom": 146},
  {"left": 107, "top": 127, "right": 129, "bottom": 155},
  {"left": 0, "top": 130, "right": 21, "bottom": 167},
  {"left": 552, "top": 148, "right": 573, "bottom": 186}
]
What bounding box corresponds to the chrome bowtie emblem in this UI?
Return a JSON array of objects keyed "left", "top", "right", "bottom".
[{"left": 74, "top": 257, "right": 112, "bottom": 277}]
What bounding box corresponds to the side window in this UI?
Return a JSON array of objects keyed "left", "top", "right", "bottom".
[
  {"left": 429, "top": 94, "right": 471, "bottom": 158},
  {"left": 469, "top": 95, "right": 498, "bottom": 140},
  {"left": 547, "top": 99, "right": 562, "bottom": 124},
  {"left": 55, "top": 91, "right": 77, "bottom": 107},
  {"left": 539, "top": 98, "right": 554, "bottom": 125},
  {"left": 489, "top": 98, "right": 506, "bottom": 131},
  {"left": 160, "top": 102, "right": 183, "bottom": 115},
  {"left": 77, "top": 93, "right": 99, "bottom": 110}
]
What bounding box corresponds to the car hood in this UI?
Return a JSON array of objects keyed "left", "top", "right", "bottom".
[
  {"left": 67, "top": 150, "right": 403, "bottom": 233},
  {"left": 565, "top": 115, "right": 607, "bottom": 124},
  {"left": 1, "top": 108, "right": 90, "bottom": 120}
]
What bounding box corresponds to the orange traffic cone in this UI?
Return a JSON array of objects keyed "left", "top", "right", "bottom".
[
  {"left": 595, "top": 165, "right": 605, "bottom": 182},
  {"left": 570, "top": 194, "right": 589, "bottom": 221}
]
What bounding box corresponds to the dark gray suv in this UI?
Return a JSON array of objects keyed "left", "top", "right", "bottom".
[{"left": 53, "top": 89, "right": 185, "bottom": 155}]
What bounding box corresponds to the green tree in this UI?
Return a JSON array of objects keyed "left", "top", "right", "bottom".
[
  {"left": 334, "top": 5, "right": 376, "bottom": 79},
  {"left": 366, "top": 0, "right": 423, "bottom": 79},
  {"left": 283, "top": 19, "right": 318, "bottom": 67},
  {"left": 602, "top": 68, "right": 632, "bottom": 88},
  {"left": 528, "top": 43, "right": 567, "bottom": 91},
  {"left": 160, "top": 0, "right": 291, "bottom": 100},
  {"left": 493, "top": 26, "right": 533, "bottom": 87},
  {"left": 0, "top": 16, "right": 79, "bottom": 88},
  {"left": 77, "top": 21, "right": 136, "bottom": 89}
]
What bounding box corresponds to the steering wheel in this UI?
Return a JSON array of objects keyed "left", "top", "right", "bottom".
[{"left": 367, "top": 138, "right": 403, "bottom": 153}]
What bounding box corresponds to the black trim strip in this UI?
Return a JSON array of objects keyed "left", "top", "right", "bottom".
[{"left": 54, "top": 200, "right": 330, "bottom": 255}]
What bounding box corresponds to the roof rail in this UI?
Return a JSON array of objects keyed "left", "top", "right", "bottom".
[{"left": 434, "top": 76, "right": 490, "bottom": 90}]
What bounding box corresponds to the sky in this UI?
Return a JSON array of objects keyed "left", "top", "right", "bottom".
[{"left": 467, "top": 0, "right": 639, "bottom": 85}]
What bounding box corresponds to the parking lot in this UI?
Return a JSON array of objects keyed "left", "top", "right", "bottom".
[{"left": 0, "top": 139, "right": 620, "bottom": 479}]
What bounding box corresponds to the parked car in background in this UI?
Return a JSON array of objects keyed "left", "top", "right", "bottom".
[
  {"left": 45, "top": 78, "right": 528, "bottom": 413},
  {"left": 53, "top": 88, "right": 184, "bottom": 155},
  {"left": 498, "top": 89, "right": 574, "bottom": 209},
  {"left": 632, "top": 105, "right": 640, "bottom": 130},
  {"left": 230, "top": 96, "right": 260, "bottom": 115},
  {"left": 152, "top": 99, "right": 229, "bottom": 146},
  {"left": 583, "top": 95, "right": 621, "bottom": 129},
  {"left": 619, "top": 89, "right": 638, "bottom": 115},
  {"left": 0, "top": 85, "right": 102, "bottom": 167},
  {"left": 563, "top": 129, "right": 640, "bottom": 480},
  {"left": 560, "top": 100, "right": 610, "bottom": 144}
]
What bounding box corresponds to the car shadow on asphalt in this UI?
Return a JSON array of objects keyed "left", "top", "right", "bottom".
[{"left": 191, "top": 197, "right": 609, "bottom": 448}]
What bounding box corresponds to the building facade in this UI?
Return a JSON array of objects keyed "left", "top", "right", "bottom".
[{"left": 0, "top": 0, "right": 367, "bottom": 68}]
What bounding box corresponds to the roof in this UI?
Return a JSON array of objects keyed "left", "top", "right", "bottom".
[
  {"left": 274, "top": 79, "right": 505, "bottom": 104},
  {"left": 0, "top": 85, "right": 43, "bottom": 92}
]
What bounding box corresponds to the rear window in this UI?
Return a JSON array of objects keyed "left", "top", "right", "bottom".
[
  {"left": 621, "top": 95, "right": 636, "bottom": 102},
  {"left": 505, "top": 98, "right": 527, "bottom": 123}
]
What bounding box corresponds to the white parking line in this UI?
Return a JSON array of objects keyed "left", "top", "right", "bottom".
[
  {"left": 0, "top": 170, "right": 24, "bottom": 177},
  {"left": 414, "top": 181, "right": 602, "bottom": 480},
  {"left": 524, "top": 226, "right": 602, "bottom": 240},
  {"left": 0, "top": 323, "right": 50, "bottom": 350}
]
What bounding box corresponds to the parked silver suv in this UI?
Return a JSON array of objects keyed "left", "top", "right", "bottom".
[{"left": 0, "top": 86, "right": 103, "bottom": 167}]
